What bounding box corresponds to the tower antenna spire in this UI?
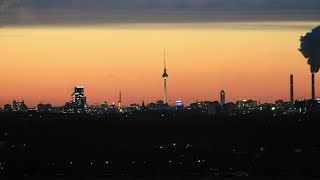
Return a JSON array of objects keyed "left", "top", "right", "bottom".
[{"left": 164, "top": 48, "right": 166, "bottom": 70}]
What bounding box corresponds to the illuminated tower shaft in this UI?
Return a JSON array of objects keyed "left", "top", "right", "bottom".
[
  {"left": 164, "top": 78, "right": 167, "bottom": 104},
  {"left": 162, "top": 49, "right": 168, "bottom": 104}
]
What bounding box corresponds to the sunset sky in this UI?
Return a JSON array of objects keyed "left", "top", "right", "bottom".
[{"left": 0, "top": 0, "right": 320, "bottom": 107}]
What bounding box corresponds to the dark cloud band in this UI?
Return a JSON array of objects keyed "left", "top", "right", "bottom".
[{"left": 1, "top": 0, "right": 320, "bottom": 25}]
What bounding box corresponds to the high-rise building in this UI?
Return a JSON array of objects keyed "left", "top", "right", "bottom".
[
  {"left": 220, "top": 90, "right": 225, "bottom": 105},
  {"left": 162, "top": 49, "right": 168, "bottom": 104},
  {"left": 74, "top": 86, "right": 87, "bottom": 113},
  {"left": 4, "top": 104, "right": 12, "bottom": 112},
  {"left": 13, "top": 100, "right": 27, "bottom": 112}
]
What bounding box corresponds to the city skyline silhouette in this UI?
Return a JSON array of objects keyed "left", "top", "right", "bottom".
[
  {"left": 1, "top": 1, "right": 320, "bottom": 179},
  {"left": 0, "top": 41, "right": 319, "bottom": 108},
  {"left": 1, "top": 1, "right": 320, "bottom": 107}
]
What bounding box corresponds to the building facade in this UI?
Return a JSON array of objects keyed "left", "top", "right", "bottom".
[
  {"left": 74, "top": 86, "right": 87, "bottom": 113},
  {"left": 13, "top": 100, "right": 27, "bottom": 112},
  {"left": 220, "top": 90, "right": 225, "bottom": 105}
]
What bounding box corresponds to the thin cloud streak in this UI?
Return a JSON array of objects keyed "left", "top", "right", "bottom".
[
  {"left": 24, "top": 0, "right": 320, "bottom": 11},
  {"left": 1, "top": 9, "right": 319, "bottom": 27}
]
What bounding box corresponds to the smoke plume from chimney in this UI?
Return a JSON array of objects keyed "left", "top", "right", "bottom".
[{"left": 299, "top": 25, "right": 320, "bottom": 73}]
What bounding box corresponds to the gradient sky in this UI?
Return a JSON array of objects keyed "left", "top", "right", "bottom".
[{"left": 0, "top": 0, "right": 320, "bottom": 107}]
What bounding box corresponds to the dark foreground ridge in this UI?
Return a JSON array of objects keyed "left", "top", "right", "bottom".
[{"left": 0, "top": 111, "right": 320, "bottom": 179}]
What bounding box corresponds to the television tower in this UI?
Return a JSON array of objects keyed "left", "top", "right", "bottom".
[{"left": 162, "top": 49, "right": 168, "bottom": 104}]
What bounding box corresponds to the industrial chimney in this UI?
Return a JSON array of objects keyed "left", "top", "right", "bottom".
[
  {"left": 290, "top": 74, "right": 294, "bottom": 109},
  {"left": 312, "top": 73, "right": 315, "bottom": 100}
]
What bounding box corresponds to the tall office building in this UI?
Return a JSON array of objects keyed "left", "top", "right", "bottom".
[
  {"left": 162, "top": 49, "right": 168, "bottom": 104},
  {"left": 4, "top": 104, "right": 12, "bottom": 112},
  {"left": 74, "top": 86, "right": 87, "bottom": 113},
  {"left": 13, "top": 100, "right": 27, "bottom": 112},
  {"left": 220, "top": 90, "right": 225, "bottom": 105}
]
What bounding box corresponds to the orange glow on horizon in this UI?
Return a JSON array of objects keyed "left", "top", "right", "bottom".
[{"left": 0, "top": 22, "right": 319, "bottom": 107}]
